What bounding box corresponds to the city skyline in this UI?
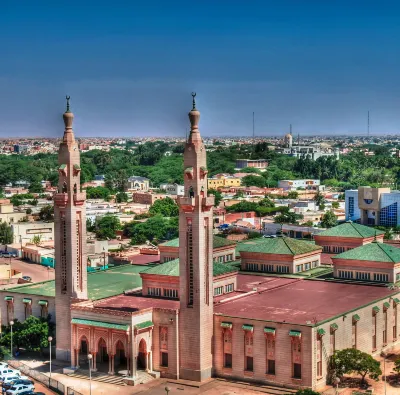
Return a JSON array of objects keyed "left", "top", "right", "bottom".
[{"left": 1, "top": 0, "right": 400, "bottom": 137}]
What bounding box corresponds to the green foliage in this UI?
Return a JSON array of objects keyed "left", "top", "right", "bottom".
[
  {"left": 258, "top": 197, "right": 275, "bottom": 208},
  {"left": 321, "top": 210, "right": 338, "bottom": 228},
  {"left": 293, "top": 390, "right": 320, "bottom": 395},
  {"left": 331, "top": 201, "right": 340, "bottom": 209},
  {"left": 0, "top": 222, "right": 13, "bottom": 244},
  {"left": 274, "top": 210, "right": 304, "bottom": 225},
  {"left": 39, "top": 205, "right": 54, "bottom": 222},
  {"left": 26, "top": 208, "right": 32, "bottom": 215},
  {"left": 208, "top": 189, "right": 223, "bottom": 206},
  {"left": 247, "top": 231, "right": 262, "bottom": 239},
  {"left": 86, "top": 186, "right": 112, "bottom": 200},
  {"left": 233, "top": 190, "right": 245, "bottom": 198},
  {"left": 28, "top": 181, "right": 43, "bottom": 193},
  {"left": 0, "top": 316, "right": 54, "bottom": 352},
  {"left": 32, "top": 235, "right": 42, "bottom": 246},
  {"left": 241, "top": 175, "right": 266, "bottom": 188},
  {"left": 331, "top": 348, "right": 382, "bottom": 384},
  {"left": 287, "top": 191, "right": 299, "bottom": 199},
  {"left": 116, "top": 192, "right": 129, "bottom": 203},
  {"left": 394, "top": 356, "right": 400, "bottom": 375},
  {"left": 124, "top": 215, "right": 179, "bottom": 245},
  {"left": 149, "top": 197, "right": 179, "bottom": 217},
  {"left": 227, "top": 201, "right": 258, "bottom": 213},
  {"left": 314, "top": 191, "right": 326, "bottom": 206},
  {"left": 93, "top": 215, "right": 121, "bottom": 240}
]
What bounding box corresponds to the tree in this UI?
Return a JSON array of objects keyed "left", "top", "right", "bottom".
[
  {"left": 321, "top": 210, "right": 338, "bottom": 228},
  {"left": 274, "top": 211, "right": 304, "bottom": 225},
  {"left": 294, "top": 390, "right": 320, "bottom": 395},
  {"left": 287, "top": 191, "right": 299, "bottom": 199},
  {"left": 314, "top": 191, "right": 326, "bottom": 207},
  {"left": 331, "top": 201, "right": 340, "bottom": 209},
  {"left": 94, "top": 215, "right": 121, "bottom": 240},
  {"left": 32, "top": 235, "right": 42, "bottom": 246},
  {"left": 331, "top": 348, "right": 381, "bottom": 385},
  {"left": 233, "top": 190, "right": 245, "bottom": 199},
  {"left": 0, "top": 222, "right": 13, "bottom": 244},
  {"left": 208, "top": 189, "right": 223, "bottom": 206},
  {"left": 85, "top": 186, "right": 112, "bottom": 200},
  {"left": 116, "top": 192, "right": 129, "bottom": 203},
  {"left": 241, "top": 175, "right": 266, "bottom": 188},
  {"left": 302, "top": 220, "right": 315, "bottom": 227},
  {"left": 394, "top": 356, "right": 400, "bottom": 376},
  {"left": 39, "top": 205, "right": 54, "bottom": 222},
  {"left": 149, "top": 197, "right": 179, "bottom": 217},
  {"left": 258, "top": 197, "right": 275, "bottom": 208},
  {"left": 247, "top": 231, "right": 262, "bottom": 239},
  {"left": 28, "top": 181, "right": 43, "bottom": 193},
  {"left": 26, "top": 208, "right": 32, "bottom": 215}
]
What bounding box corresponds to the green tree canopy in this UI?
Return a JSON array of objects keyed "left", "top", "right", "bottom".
[
  {"left": 0, "top": 222, "right": 13, "bottom": 244},
  {"left": 287, "top": 191, "right": 299, "bottom": 199},
  {"left": 116, "top": 192, "right": 129, "bottom": 203},
  {"left": 39, "top": 205, "right": 54, "bottom": 222},
  {"left": 149, "top": 197, "right": 179, "bottom": 217},
  {"left": 85, "top": 186, "right": 112, "bottom": 200},
  {"left": 241, "top": 175, "right": 266, "bottom": 188},
  {"left": 321, "top": 210, "right": 338, "bottom": 228},
  {"left": 93, "top": 215, "right": 121, "bottom": 240},
  {"left": 208, "top": 189, "right": 223, "bottom": 206},
  {"left": 28, "top": 181, "right": 44, "bottom": 193}
]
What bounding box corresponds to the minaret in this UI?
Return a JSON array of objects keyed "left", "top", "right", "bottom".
[
  {"left": 178, "top": 93, "right": 214, "bottom": 381},
  {"left": 54, "top": 96, "right": 87, "bottom": 361}
]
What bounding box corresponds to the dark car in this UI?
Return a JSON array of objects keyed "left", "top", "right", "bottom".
[
  {"left": 19, "top": 392, "right": 44, "bottom": 395},
  {"left": 22, "top": 276, "right": 32, "bottom": 282},
  {"left": 0, "top": 252, "right": 17, "bottom": 258},
  {"left": 3, "top": 379, "right": 33, "bottom": 391}
]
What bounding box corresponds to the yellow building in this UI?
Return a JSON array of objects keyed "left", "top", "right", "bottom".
[{"left": 208, "top": 175, "right": 241, "bottom": 189}]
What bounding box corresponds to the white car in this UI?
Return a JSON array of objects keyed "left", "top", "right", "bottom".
[
  {"left": 0, "top": 362, "right": 8, "bottom": 369},
  {"left": 6, "top": 383, "right": 34, "bottom": 395},
  {"left": 2, "top": 375, "right": 30, "bottom": 387},
  {"left": 0, "top": 369, "right": 20, "bottom": 381}
]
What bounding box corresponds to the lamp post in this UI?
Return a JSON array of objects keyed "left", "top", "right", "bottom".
[
  {"left": 48, "top": 336, "right": 53, "bottom": 383},
  {"left": 88, "top": 353, "right": 93, "bottom": 395},
  {"left": 381, "top": 352, "right": 387, "bottom": 395},
  {"left": 9, "top": 320, "right": 14, "bottom": 357}
]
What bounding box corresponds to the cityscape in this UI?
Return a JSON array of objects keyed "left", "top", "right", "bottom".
[{"left": 2, "top": 1, "right": 400, "bottom": 395}]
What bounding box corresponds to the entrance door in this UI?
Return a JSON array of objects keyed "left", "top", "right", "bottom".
[{"left": 137, "top": 339, "right": 147, "bottom": 370}]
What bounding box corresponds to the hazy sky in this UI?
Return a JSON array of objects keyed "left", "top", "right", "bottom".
[{"left": 1, "top": 0, "right": 400, "bottom": 137}]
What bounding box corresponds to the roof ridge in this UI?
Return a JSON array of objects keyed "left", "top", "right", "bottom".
[
  {"left": 377, "top": 242, "right": 396, "bottom": 263},
  {"left": 283, "top": 237, "right": 296, "bottom": 255},
  {"left": 351, "top": 222, "right": 365, "bottom": 238}
]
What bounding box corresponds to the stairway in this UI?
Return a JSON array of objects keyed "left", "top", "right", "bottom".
[{"left": 67, "top": 369, "right": 127, "bottom": 386}]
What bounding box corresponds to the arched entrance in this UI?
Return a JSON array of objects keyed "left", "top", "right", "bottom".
[
  {"left": 96, "top": 338, "right": 109, "bottom": 372},
  {"left": 114, "top": 340, "right": 127, "bottom": 372},
  {"left": 137, "top": 339, "right": 147, "bottom": 370},
  {"left": 78, "top": 337, "right": 89, "bottom": 367}
]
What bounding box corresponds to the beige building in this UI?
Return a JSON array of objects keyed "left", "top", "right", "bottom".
[
  {"left": 0, "top": 200, "right": 26, "bottom": 224},
  {"left": 11, "top": 221, "right": 55, "bottom": 244}
]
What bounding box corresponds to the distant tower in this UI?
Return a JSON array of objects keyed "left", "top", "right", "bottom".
[
  {"left": 54, "top": 96, "right": 87, "bottom": 361},
  {"left": 178, "top": 93, "right": 214, "bottom": 381},
  {"left": 284, "top": 124, "right": 293, "bottom": 148}
]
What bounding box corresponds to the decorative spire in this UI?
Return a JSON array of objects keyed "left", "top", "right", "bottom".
[
  {"left": 191, "top": 92, "right": 197, "bottom": 110},
  {"left": 66, "top": 95, "right": 71, "bottom": 113}
]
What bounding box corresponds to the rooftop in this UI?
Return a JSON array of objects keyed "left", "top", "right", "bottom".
[
  {"left": 215, "top": 278, "right": 397, "bottom": 325},
  {"left": 237, "top": 236, "right": 322, "bottom": 256},
  {"left": 142, "top": 259, "right": 240, "bottom": 277},
  {"left": 160, "top": 235, "right": 236, "bottom": 249},
  {"left": 317, "top": 222, "right": 385, "bottom": 239},
  {"left": 333, "top": 242, "right": 400, "bottom": 263},
  {"left": 4, "top": 264, "right": 152, "bottom": 299}
]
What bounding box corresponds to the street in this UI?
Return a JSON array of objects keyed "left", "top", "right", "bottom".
[{"left": 8, "top": 259, "right": 55, "bottom": 283}]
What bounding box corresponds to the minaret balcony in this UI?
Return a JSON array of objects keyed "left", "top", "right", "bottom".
[
  {"left": 54, "top": 193, "right": 68, "bottom": 208},
  {"left": 73, "top": 192, "right": 86, "bottom": 206},
  {"left": 178, "top": 197, "right": 195, "bottom": 212},
  {"left": 202, "top": 196, "right": 215, "bottom": 211}
]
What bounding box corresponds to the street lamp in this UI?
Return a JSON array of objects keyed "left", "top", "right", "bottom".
[
  {"left": 48, "top": 336, "right": 53, "bottom": 383},
  {"left": 88, "top": 353, "right": 93, "bottom": 395},
  {"left": 381, "top": 351, "right": 387, "bottom": 395},
  {"left": 9, "top": 320, "right": 14, "bottom": 357}
]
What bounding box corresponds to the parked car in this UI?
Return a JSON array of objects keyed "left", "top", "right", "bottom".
[
  {"left": 6, "top": 383, "right": 34, "bottom": 395},
  {"left": 3, "top": 378, "right": 32, "bottom": 391},
  {"left": 0, "top": 362, "right": 8, "bottom": 369},
  {"left": 0, "top": 253, "right": 17, "bottom": 258},
  {"left": 0, "top": 368, "right": 20, "bottom": 380},
  {"left": 21, "top": 276, "right": 32, "bottom": 282},
  {"left": 19, "top": 392, "right": 43, "bottom": 395}
]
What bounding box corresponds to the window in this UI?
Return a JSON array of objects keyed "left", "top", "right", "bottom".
[
  {"left": 277, "top": 265, "right": 289, "bottom": 273},
  {"left": 379, "top": 202, "right": 398, "bottom": 227},
  {"left": 40, "top": 305, "right": 48, "bottom": 318},
  {"left": 356, "top": 272, "right": 370, "bottom": 280},
  {"left": 333, "top": 246, "right": 345, "bottom": 253},
  {"left": 214, "top": 286, "right": 223, "bottom": 296},
  {"left": 246, "top": 356, "right": 254, "bottom": 372},
  {"left": 246, "top": 263, "right": 258, "bottom": 271},
  {"left": 352, "top": 323, "right": 357, "bottom": 349},
  {"left": 330, "top": 331, "right": 335, "bottom": 355},
  {"left": 372, "top": 313, "right": 377, "bottom": 350},
  {"left": 383, "top": 309, "right": 388, "bottom": 345},
  {"left": 261, "top": 264, "right": 274, "bottom": 272},
  {"left": 293, "top": 363, "right": 301, "bottom": 379},
  {"left": 304, "top": 263, "right": 310, "bottom": 271},
  {"left": 219, "top": 256, "right": 224, "bottom": 263},
  {"left": 225, "top": 283, "right": 234, "bottom": 293},
  {"left": 394, "top": 303, "right": 398, "bottom": 341},
  {"left": 348, "top": 196, "right": 354, "bottom": 217},
  {"left": 266, "top": 334, "right": 276, "bottom": 375},
  {"left": 338, "top": 270, "right": 353, "bottom": 279},
  {"left": 323, "top": 246, "right": 330, "bottom": 253},
  {"left": 317, "top": 338, "right": 322, "bottom": 377},
  {"left": 24, "top": 303, "right": 32, "bottom": 319},
  {"left": 163, "top": 289, "right": 178, "bottom": 298},
  {"left": 312, "top": 260, "right": 318, "bottom": 268},
  {"left": 163, "top": 257, "right": 175, "bottom": 263},
  {"left": 374, "top": 273, "right": 389, "bottom": 282},
  {"left": 223, "top": 330, "right": 232, "bottom": 368},
  {"left": 161, "top": 352, "right": 168, "bottom": 367},
  {"left": 291, "top": 337, "right": 302, "bottom": 379},
  {"left": 396, "top": 272, "right": 400, "bottom": 282},
  {"left": 244, "top": 331, "right": 254, "bottom": 372},
  {"left": 267, "top": 359, "right": 275, "bottom": 375},
  {"left": 160, "top": 326, "right": 168, "bottom": 367},
  {"left": 296, "top": 265, "right": 303, "bottom": 273},
  {"left": 148, "top": 287, "right": 161, "bottom": 296},
  {"left": 224, "top": 353, "right": 232, "bottom": 368}
]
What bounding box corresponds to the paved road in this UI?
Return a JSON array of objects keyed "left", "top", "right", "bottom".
[{"left": 7, "top": 258, "right": 55, "bottom": 283}]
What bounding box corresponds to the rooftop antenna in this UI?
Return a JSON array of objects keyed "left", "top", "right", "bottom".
[{"left": 367, "top": 110, "right": 370, "bottom": 138}]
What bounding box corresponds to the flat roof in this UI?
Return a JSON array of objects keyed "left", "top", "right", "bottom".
[
  {"left": 215, "top": 278, "right": 397, "bottom": 325},
  {"left": 93, "top": 294, "right": 180, "bottom": 312},
  {"left": 4, "top": 264, "right": 154, "bottom": 299}
]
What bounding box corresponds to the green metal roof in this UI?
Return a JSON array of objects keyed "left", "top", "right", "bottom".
[
  {"left": 394, "top": 298, "right": 400, "bottom": 304},
  {"left": 4, "top": 264, "right": 151, "bottom": 299},
  {"left": 317, "top": 328, "right": 326, "bottom": 336},
  {"left": 237, "top": 236, "right": 321, "bottom": 256},
  {"left": 289, "top": 330, "right": 301, "bottom": 337},
  {"left": 242, "top": 324, "right": 254, "bottom": 331},
  {"left": 353, "top": 314, "right": 360, "bottom": 322},
  {"left": 221, "top": 322, "right": 233, "bottom": 329},
  {"left": 160, "top": 236, "right": 236, "bottom": 249},
  {"left": 333, "top": 242, "right": 400, "bottom": 263},
  {"left": 71, "top": 318, "right": 129, "bottom": 331},
  {"left": 58, "top": 164, "right": 67, "bottom": 170},
  {"left": 264, "top": 327, "right": 276, "bottom": 334},
  {"left": 135, "top": 321, "right": 154, "bottom": 330},
  {"left": 38, "top": 300, "right": 48, "bottom": 306},
  {"left": 330, "top": 323, "right": 338, "bottom": 331},
  {"left": 383, "top": 302, "right": 390, "bottom": 309},
  {"left": 22, "top": 298, "right": 32, "bottom": 304},
  {"left": 142, "top": 259, "right": 239, "bottom": 278},
  {"left": 4, "top": 296, "right": 13, "bottom": 301},
  {"left": 317, "top": 222, "right": 384, "bottom": 239},
  {"left": 373, "top": 306, "right": 380, "bottom": 313}
]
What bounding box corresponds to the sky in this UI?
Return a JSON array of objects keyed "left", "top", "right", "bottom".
[{"left": 1, "top": 0, "right": 400, "bottom": 138}]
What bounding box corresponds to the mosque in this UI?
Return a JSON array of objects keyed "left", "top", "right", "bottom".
[{"left": 0, "top": 96, "right": 399, "bottom": 390}]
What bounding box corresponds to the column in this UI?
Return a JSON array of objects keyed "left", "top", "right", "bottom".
[
  {"left": 92, "top": 352, "right": 97, "bottom": 372},
  {"left": 76, "top": 349, "right": 80, "bottom": 368},
  {"left": 108, "top": 354, "right": 112, "bottom": 375},
  {"left": 111, "top": 354, "right": 115, "bottom": 375},
  {"left": 149, "top": 351, "right": 153, "bottom": 372},
  {"left": 131, "top": 335, "right": 137, "bottom": 378},
  {"left": 71, "top": 348, "right": 77, "bottom": 367}
]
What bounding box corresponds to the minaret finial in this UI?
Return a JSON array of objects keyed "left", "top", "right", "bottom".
[
  {"left": 66, "top": 95, "right": 71, "bottom": 113},
  {"left": 191, "top": 92, "right": 196, "bottom": 110}
]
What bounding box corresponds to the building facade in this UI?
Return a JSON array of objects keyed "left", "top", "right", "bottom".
[{"left": 278, "top": 179, "right": 320, "bottom": 191}]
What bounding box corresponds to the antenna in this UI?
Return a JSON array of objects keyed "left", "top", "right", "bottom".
[{"left": 367, "top": 111, "right": 370, "bottom": 138}]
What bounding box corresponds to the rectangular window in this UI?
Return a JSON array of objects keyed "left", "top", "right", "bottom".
[
  {"left": 277, "top": 265, "right": 289, "bottom": 273},
  {"left": 312, "top": 260, "right": 318, "bottom": 268},
  {"left": 246, "top": 356, "right": 254, "bottom": 372},
  {"left": 296, "top": 265, "right": 303, "bottom": 273},
  {"left": 293, "top": 363, "right": 302, "bottom": 379},
  {"left": 261, "top": 264, "right": 274, "bottom": 272},
  {"left": 374, "top": 273, "right": 389, "bottom": 282},
  {"left": 338, "top": 270, "right": 353, "bottom": 279},
  {"left": 224, "top": 353, "right": 232, "bottom": 368},
  {"left": 148, "top": 287, "right": 161, "bottom": 296},
  {"left": 267, "top": 359, "right": 275, "bottom": 375},
  {"left": 163, "top": 289, "right": 178, "bottom": 298},
  {"left": 352, "top": 323, "right": 357, "bottom": 349},
  {"left": 266, "top": 334, "right": 275, "bottom": 375},
  {"left": 214, "top": 286, "right": 223, "bottom": 296},
  {"left": 372, "top": 314, "right": 377, "bottom": 350},
  {"left": 394, "top": 304, "right": 398, "bottom": 340},
  {"left": 161, "top": 352, "right": 168, "bottom": 367},
  {"left": 246, "top": 263, "right": 258, "bottom": 271},
  {"left": 225, "top": 283, "right": 234, "bottom": 293},
  {"left": 383, "top": 310, "right": 388, "bottom": 345},
  {"left": 330, "top": 331, "right": 335, "bottom": 355},
  {"left": 305, "top": 263, "right": 310, "bottom": 271},
  {"left": 356, "top": 272, "right": 370, "bottom": 280}
]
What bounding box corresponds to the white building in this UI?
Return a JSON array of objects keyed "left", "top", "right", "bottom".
[
  {"left": 278, "top": 179, "right": 321, "bottom": 191},
  {"left": 159, "top": 183, "right": 184, "bottom": 196},
  {"left": 11, "top": 222, "right": 55, "bottom": 244}
]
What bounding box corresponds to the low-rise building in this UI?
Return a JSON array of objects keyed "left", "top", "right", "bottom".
[
  {"left": 132, "top": 192, "right": 168, "bottom": 205},
  {"left": 11, "top": 221, "right": 54, "bottom": 244},
  {"left": 278, "top": 179, "right": 320, "bottom": 191},
  {"left": 159, "top": 183, "right": 184, "bottom": 196},
  {"left": 208, "top": 174, "right": 241, "bottom": 189},
  {"left": 235, "top": 159, "right": 268, "bottom": 170},
  {"left": 126, "top": 176, "right": 150, "bottom": 191}
]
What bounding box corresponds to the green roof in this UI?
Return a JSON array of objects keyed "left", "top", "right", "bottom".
[
  {"left": 142, "top": 259, "right": 239, "bottom": 278},
  {"left": 394, "top": 298, "right": 400, "bottom": 304},
  {"left": 264, "top": 327, "right": 276, "bottom": 334},
  {"left": 135, "top": 320, "right": 154, "bottom": 330},
  {"left": 383, "top": 302, "right": 390, "bottom": 309},
  {"left": 22, "top": 298, "right": 32, "bottom": 304},
  {"left": 353, "top": 314, "right": 360, "bottom": 322},
  {"left": 160, "top": 236, "right": 236, "bottom": 249},
  {"left": 330, "top": 323, "right": 338, "bottom": 331},
  {"left": 289, "top": 330, "right": 301, "bottom": 337},
  {"left": 4, "top": 296, "right": 13, "bottom": 301},
  {"left": 237, "top": 236, "right": 321, "bottom": 256},
  {"left": 317, "top": 328, "right": 326, "bottom": 336},
  {"left": 333, "top": 242, "right": 400, "bottom": 263},
  {"left": 242, "top": 324, "right": 253, "bottom": 331},
  {"left": 4, "top": 264, "right": 151, "bottom": 299},
  {"left": 373, "top": 306, "right": 380, "bottom": 313},
  {"left": 221, "top": 322, "right": 233, "bottom": 329},
  {"left": 317, "top": 222, "right": 385, "bottom": 239},
  {"left": 38, "top": 300, "right": 48, "bottom": 306},
  {"left": 71, "top": 318, "right": 129, "bottom": 331}
]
